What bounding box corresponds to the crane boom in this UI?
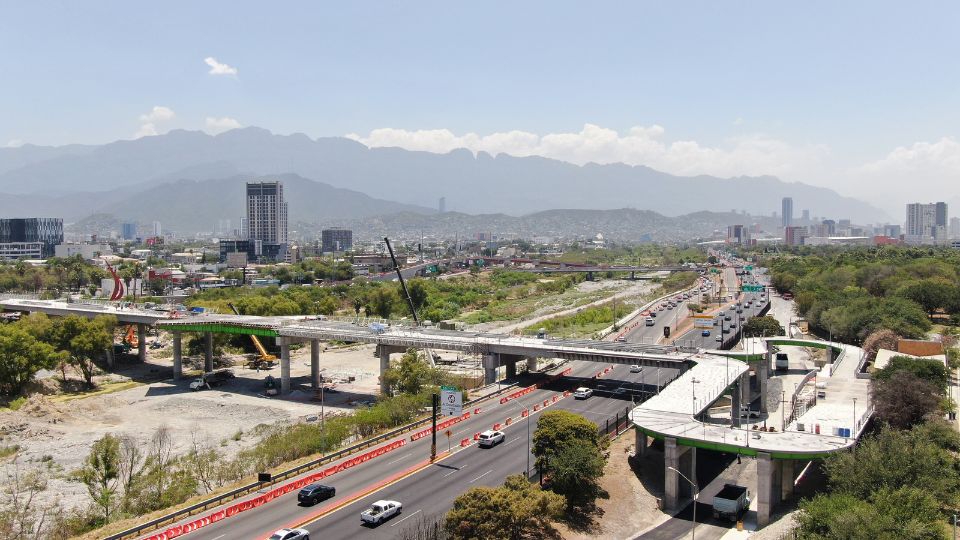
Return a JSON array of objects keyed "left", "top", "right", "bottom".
[{"left": 383, "top": 237, "right": 420, "bottom": 326}]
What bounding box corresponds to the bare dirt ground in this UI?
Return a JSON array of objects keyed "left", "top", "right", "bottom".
[
  {"left": 556, "top": 434, "right": 668, "bottom": 540},
  {"left": 0, "top": 338, "right": 389, "bottom": 513}
]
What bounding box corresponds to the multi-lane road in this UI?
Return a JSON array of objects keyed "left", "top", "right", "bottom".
[{"left": 176, "top": 359, "right": 677, "bottom": 540}]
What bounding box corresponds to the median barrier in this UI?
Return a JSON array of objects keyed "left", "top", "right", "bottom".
[
  {"left": 493, "top": 423, "right": 501, "bottom": 430},
  {"left": 505, "top": 417, "right": 512, "bottom": 425},
  {"left": 543, "top": 400, "right": 549, "bottom": 407},
  {"left": 460, "top": 438, "right": 470, "bottom": 447},
  {"left": 474, "top": 432, "right": 480, "bottom": 440},
  {"left": 521, "top": 409, "right": 528, "bottom": 417},
  {"left": 473, "top": 407, "right": 481, "bottom": 414}
]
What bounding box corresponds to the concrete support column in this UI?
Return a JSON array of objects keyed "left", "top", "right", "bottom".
[
  {"left": 635, "top": 428, "right": 648, "bottom": 457},
  {"left": 757, "top": 452, "right": 778, "bottom": 528},
  {"left": 482, "top": 353, "right": 499, "bottom": 385},
  {"left": 664, "top": 437, "right": 681, "bottom": 511},
  {"left": 137, "top": 323, "right": 147, "bottom": 362},
  {"left": 505, "top": 360, "right": 517, "bottom": 379},
  {"left": 379, "top": 346, "right": 391, "bottom": 394},
  {"left": 310, "top": 339, "right": 320, "bottom": 389},
  {"left": 280, "top": 337, "right": 291, "bottom": 395},
  {"left": 780, "top": 459, "right": 795, "bottom": 501},
  {"left": 759, "top": 351, "right": 770, "bottom": 414},
  {"left": 526, "top": 357, "right": 538, "bottom": 373},
  {"left": 731, "top": 381, "right": 741, "bottom": 426},
  {"left": 203, "top": 332, "right": 213, "bottom": 372},
  {"left": 740, "top": 372, "right": 750, "bottom": 405},
  {"left": 172, "top": 332, "right": 182, "bottom": 380}
]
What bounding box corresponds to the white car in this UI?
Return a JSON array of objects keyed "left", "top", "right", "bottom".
[
  {"left": 360, "top": 500, "right": 402, "bottom": 525},
  {"left": 478, "top": 429, "right": 506, "bottom": 448},
  {"left": 269, "top": 528, "right": 310, "bottom": 540},
  {"left": 630, "top": 365, "right": 643, "bottom": 373},
  {"left": 573, "top": 387, "right": 593, "bottom": 399}
]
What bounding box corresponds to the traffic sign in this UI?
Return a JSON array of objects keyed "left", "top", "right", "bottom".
[{"left": 440, "top": 385, "right": 462, "bottom": 416}]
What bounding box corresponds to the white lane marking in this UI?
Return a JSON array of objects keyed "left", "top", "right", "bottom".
[
  {"left": 385, "top": 452, "right": 413, "bottom": 466},
  {"left": 211, "top": 536, "right": 225, "bottom": 540},
  {"left": 390, "top": 508, "right": 422, "bottom": 527},
  {"left": 502, "top": 436, "right": 520, "bottom": 446},
  {"left": 469, "top": 469, "right": 493, "bottom": 483},
  {"left": 443, "top": 464, "right": 468, "bottom": 478}
]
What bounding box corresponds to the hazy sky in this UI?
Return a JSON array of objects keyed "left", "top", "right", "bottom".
[{"left": 2, "top": 1, "right": 958, "bottom": 214}]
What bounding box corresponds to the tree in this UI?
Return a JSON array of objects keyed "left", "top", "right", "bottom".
[
  {"left": 46, "top": 315, "right": 116, "bottom": 387},
  {"left": 0, "top": 325, "right": 58, "bottom": 397},
  {"left": 367, "top": 287, "right": 396, "bottom": 319},
  {"left": 408, "top": 279, "right": 429, "bottom": 315},
  {"left": 796, "top": 487, "right": 943, "bottom": 540},
  {"left": 532, "top": 410, "right": 608, "bottom": 508},
  {"left": 861, "top": 328, "right": 899, "bottom": 362},
  {"left": 741, "top": 316, "right": 784, "bottom": 338},
  {"left": 873, "top": 356, "right": 949, "bottom": 392},
  {"left": 381, "top": 349, "right": 449, "bottom": 397},
  {"left": 871, "top": 372, "right": 942, "bottom": 429},
  {"left": 444, "top": 474, "right": 564, "bottom": 540},
  {"left": 81, "top": 435, "right": 121, "bottom": 523},
  {"left": 0, "top": 462, "right": 54, "bottom": 540}
]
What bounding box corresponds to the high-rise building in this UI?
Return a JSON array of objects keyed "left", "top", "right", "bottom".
[
  {"left": 121, "top": 222, "right": 137, "bottom": 241},
  {"left": 438, "top": 197, "right": 446, "bottom": 214},
  {"left": 238, "top": 217, "right": 249, "bottom": 239},
  {"left": 781, "top": 197, "right": 793, "bottom": 228},
  {"left": 152, "top": 221, "right": 162, "bottom": 237},
  {"left": 950, "top": 217, "right": 960, "bottom": 239},
  {"left": 321, "top": 228, "right": 353, "bottom": 253},
  {"left": 821, "top": 219, "right": 836, "bottom": 236},
  {"left": 801, "top": 209, "right": 810, "bottom": 222},
  {"left": 0, "top": 218, "right": 63, "bottom": 258},
  {"left": 246, "top": 181, "right": 288, "bottom": 245},
  {"left": 727, "top": 224, "right": 750, "bottom": 245},
  {"left": 906, "top": 202, "right": 948, "bottom": 244}
]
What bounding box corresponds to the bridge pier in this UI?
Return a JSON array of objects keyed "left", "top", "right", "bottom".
[
  {"left": 740, "top": 371, "right": 750, "bottom": 407},
  {"left": 781, "top": 459, "right": 795, "bottom": 502},
  {"left": 280, "top": 337, "right": 291, "bottom": 395},
  {"left": 172, "top": 332, "right": 182, "bottom": 380},
  {"left": 203, "top": 332, "right": 213, "bottom": 372},
  {"left": 377, "top": 345, "right": 406, "bottom": 394},
  {"left": 757, "top": 452, "right": 782, "bottom": 528},
  {"left": 526, "top": 357, "right": 538, "bottom": 373},
  {"left": 663, "top": 437, "right": 696, "bottom": 511},
  {"left": 137, "top": 323, "right": 146, "bottom": 362},
  {"left": 482, "top": 353, "right": 499, "bottom": 385},
  {"left": 759, "top": 349, "right": 770, "bottom": 414},
  {"left": 310, "top": 339, "right": 321, "bottom": 389},
  {"left": 731, "top": 377, "right": 741, "bottom": 426},
  {"left": 635, "top": 428, "right": 647, "bottom": 457},
  {"left": 505, "top": 360, "right": 517, "bottom": 379}
]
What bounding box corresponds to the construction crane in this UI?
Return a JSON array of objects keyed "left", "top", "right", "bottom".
[
  {"left": 383, "top": 237, "right": 437, "bottom": 366},
  {"left": 227, "top": 303, "right": 278, "bottom": 368}
]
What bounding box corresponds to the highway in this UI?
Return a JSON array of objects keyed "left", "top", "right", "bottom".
[{"left": 175, "top": 359, "right": 677, "bottom": 540}]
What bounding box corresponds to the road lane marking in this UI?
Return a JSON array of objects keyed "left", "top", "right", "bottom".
[
  {"left": 211, "top": 535, "right": 225, "bottom": 540},
  {"left": 443, "top": 464, "right": 467, "bottom": 478},
  {"left": 503, "top": 436, "right": 520, "bottom": 446},
  {"left": 385, "top": 452, "right": 413, "bottom": 466},
  {"left": 469, "top": 470, "right": 493, "bottom": 483},
  {"left": 390, "top": 508, "right": 422, "bottom": 527}
]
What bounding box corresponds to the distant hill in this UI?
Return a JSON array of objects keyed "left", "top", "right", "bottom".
[{"left": 0, "top": 127, "right": 890, "bottom": 223}]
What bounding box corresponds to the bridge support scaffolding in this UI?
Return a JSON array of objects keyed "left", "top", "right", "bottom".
[
  {"left": 172, "top": 332, "right": 182, "bottom": 380},
  {"left": 663, "top": 437, "right": 696, "bottom": 511}
]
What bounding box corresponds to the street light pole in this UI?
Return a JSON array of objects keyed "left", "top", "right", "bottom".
[
  {"left": 667, "top": 466, "right": 699, "bottom": 540},
  {"left": 852, "top": 397, "right": 858, "bottom": 435}
]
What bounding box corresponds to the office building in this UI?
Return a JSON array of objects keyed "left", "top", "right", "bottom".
[
  {"left": 883, "top": 224, "right": 902, "bottom": 238},
  {"left": 906, "top": 202, "right": 948, "bottom": 244},
  {"left": 801, "top": 209, "right": 810, "bottom": 222},
  {"left": 152, "top": 221, "right": 162, "bottom": 237},
  {"left": 781, "top": 197, "right": 793, "bottom": 228},
  {"left": 0, "top": 218, "right": 63, "bottom": 258},
  {"left": 950, "top": 217, "right": 960, "bottom": 239},
  {"left": 784, "top": 226, "right": 808, "bottom": 247},
  {"left": 820, "top": 219, "right": 836, "bottom": 236},
  {"left": 438, "top": 197, "right": 446, "bottom": 214},
  {"left": 0, "top": 242, "right": 43, "bottom": 261},
  {"left": 121, "top": 222, "right": 137, "bottom": 241},
  {"left": 321, "top": 228, "right": 353, "bottom": 253},
  {"left": 246, "top": 181, "right": 288, "bottom": 245},
  {"left": 727, "top": 224, "right": 750, "bottom": 245}
]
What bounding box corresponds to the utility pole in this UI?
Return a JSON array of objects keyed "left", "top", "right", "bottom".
[{"left": 431, "top": 393, "right": 439, "bottom": 461}]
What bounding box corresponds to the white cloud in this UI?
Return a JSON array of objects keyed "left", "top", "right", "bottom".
[
  {"left": 204, "top": 57, "right": 238, "bottom": 76},
  {"left": 134, "top": 106, "right": 175, "bottom": 138},
  {"left": 5, "top": 139, "right": 23, "bottom": 148},
  {"left": 852, "top": 137, "right": 960, "bottom": 210},
  {"left": 205, "top": 116, "right": 242, "bottom": 134},
  {"left": 346, "top": 123, "right": 828, "bottom": 180}
]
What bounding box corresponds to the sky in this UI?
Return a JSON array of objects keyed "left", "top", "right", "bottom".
[{"left": 1, "top": 1, "right": 959, "bottom": 215}]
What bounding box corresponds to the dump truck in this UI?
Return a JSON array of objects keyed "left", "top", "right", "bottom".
[
  {"left": 712, "top": 484, "right": 749, "bottom": 521},
  {"left": 189, "top": 369, "right": 235, "bottom": 391}
]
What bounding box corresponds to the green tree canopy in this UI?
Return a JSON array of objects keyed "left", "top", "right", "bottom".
[
  {"left": 0, "top": 323, "right": 59, "bottom": 396},
  {"left": 741, "top": 316, "right": 784, "bottom": 338},
  {"left": 444, "top": 474, "right": 564, "bottom": 540}
]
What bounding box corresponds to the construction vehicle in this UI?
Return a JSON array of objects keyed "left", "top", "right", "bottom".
[
  {"left": 712, "top": 484, "right": 750, "bottom": 521},
  {"left": 190, "top": 369, "right": 236, "bottom": 391},
  {"left": 227, "top": 303, "right": 278, "bottom": 369},
  {"left": 124, "top": 325, "right": 139, "bottom": 348},
  {"left": 383, "top": 237, "right": 436, "bottom": 367}
]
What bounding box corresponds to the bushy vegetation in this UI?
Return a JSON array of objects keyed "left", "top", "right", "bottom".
[
  {"left": 532, "top": 410, "right": 608, "bottom": 511},
  {"left": 0, "top": 256, "right": 106, "bottom": 296},
  {"left": 523, "top": 301, "right": 630, "bottom": 337},
  {"left": 444, "top": 474, "right": 564, "bottom": 540},
  {"left": 766, "top": 247, "right": 955, "bottom": 342},
  {"left": 658, "top": 271, "right": 698, "bottom": 293}
]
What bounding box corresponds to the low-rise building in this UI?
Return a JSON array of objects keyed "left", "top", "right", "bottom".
[
  {"left": 0, "top": 242, "right": 43, "bottom": 260},
  {"left": 54, "top": 243, "right": 113, "bottom": 260}
]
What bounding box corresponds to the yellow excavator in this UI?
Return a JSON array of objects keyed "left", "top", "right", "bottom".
[{"left": 227, "top": 303, "right": 277, "bottom": 369}]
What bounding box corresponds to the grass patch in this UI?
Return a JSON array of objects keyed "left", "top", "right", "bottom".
[
  {"left": 49, "top": 380, "right": 142, "bottom": 403},
  {"left": 2, "top": 396, "right": 27, "bottom": 411},
  {"left": 0, "top": 445, "right": 20, "bottom": 459}
]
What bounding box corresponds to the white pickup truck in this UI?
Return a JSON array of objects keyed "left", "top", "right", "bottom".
[{"left": 360, "top": 500, "right": 402, "bottom": 525}]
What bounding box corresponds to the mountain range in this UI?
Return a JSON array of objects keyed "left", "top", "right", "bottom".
[{"left": 0, "top": 127, "right": 891, "bottom": 234}]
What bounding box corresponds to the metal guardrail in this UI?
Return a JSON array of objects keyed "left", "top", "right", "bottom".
[{"left": 105, "top": 381, "right": 521, "bottom": 540}]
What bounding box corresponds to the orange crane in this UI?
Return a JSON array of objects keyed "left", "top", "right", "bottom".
[{"left": 227, "top": 303, "right": 277, "bottom": 367}]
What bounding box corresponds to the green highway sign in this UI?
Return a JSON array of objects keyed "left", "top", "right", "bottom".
[
  {"left": 742, "top": 284, "right": 764, "bottom": 292},
  {"left": 745, "top": 265, "right": 754, "bottom": 271}
]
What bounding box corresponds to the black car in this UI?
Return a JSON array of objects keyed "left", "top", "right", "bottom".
[{"left": 298, "top": 483, "right": 336, "bottom": 505}]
